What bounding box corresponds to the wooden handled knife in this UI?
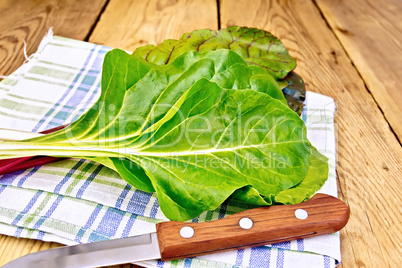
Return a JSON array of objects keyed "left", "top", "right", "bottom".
[{"left": 2, "top": 194, "right": 349, "bottom": 267}]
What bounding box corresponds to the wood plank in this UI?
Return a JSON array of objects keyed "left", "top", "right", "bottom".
[
  {"left": 220, "top": 0, "right": 401, "bottom": 267},
  {"left": 0, "top": 233, "right": 135, "bottom": 268},
  {"left": 0, "top": 0, "right": 108, "bottom": 266},
  {"left": 315, "top": 0, "right": 402, "bottom": 142},
  {"left": 0, "top": 0, "right": 108, "bottom": 77},
  {"left": 89, "top": 0, "right": 218, "bottom": 51},
  {"left": 0, "top": 235, "right": 61, "bottom": 266}
]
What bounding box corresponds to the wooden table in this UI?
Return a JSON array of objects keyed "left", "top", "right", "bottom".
[{"left": 0, "top": 0, "right": 400, "bottom": 267}]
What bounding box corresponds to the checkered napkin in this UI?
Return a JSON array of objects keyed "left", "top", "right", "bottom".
[{"left": 0, "top": 32, "right": 340, "bottom": 268}]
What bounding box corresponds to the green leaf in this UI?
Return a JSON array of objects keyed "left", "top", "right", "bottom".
[
  {"left": 0, "top": 49, "right": 326, "bottom": 221},
  {"left": 133, "top": 26, "right": 295, "bottom": 81},
  {"left": 231, "top": 186, "right": 273, "bottom": 206},
  {"left": 275, "top": 147, "right": 329, "bottom": 204},
  {"left": 132, "top": 26, "right": 306, "bottom": 115},
  {"left": 230, "top": 147, "right": 328, "bottom": 206}
]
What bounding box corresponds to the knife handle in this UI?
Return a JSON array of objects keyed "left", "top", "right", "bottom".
[{"left": 156, "top": 194, "right": 349, "bottom": 261}]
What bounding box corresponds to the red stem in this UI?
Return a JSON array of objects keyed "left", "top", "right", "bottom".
[{"left": 0, "top": 124, "right": 70, "bottom": 176}]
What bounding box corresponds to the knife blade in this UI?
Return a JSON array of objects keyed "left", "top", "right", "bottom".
[{"left": 2, "top": 194, "right": 349, "bottom": 268}]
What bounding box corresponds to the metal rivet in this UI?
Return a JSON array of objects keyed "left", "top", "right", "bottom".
[
  {"left": 180, "top": 226, "right": 194, "bottom": 238},
  {"left": 295, "top": 209, "right": 308, "bottom": 220},
  {"left": 239, "top": 217, "right": 253, "bottom": 229}
]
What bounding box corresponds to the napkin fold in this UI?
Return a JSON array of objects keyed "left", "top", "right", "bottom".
[{"left": 0, "top": 33, "right": 340, "bottom": 268}]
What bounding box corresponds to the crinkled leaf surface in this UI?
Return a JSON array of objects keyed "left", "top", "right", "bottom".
[
  {"left": 133, "top": 26, "right": 306, "bottom": 115},
  {"left": 0, "top": 49, "right": 327, "bottom": 221},
  {"left": 133, "top": 26, "right": 296, "bottom": 80}
]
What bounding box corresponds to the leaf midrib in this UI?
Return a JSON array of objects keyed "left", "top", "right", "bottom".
[{"left": 0, "top": 140, "right": 305, "bottom": 160}]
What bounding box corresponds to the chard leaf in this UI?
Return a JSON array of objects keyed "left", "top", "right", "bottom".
[
  {"left": 231, "top": 186, "right": 273, "bottom": 206},
  {"left": 133, "top": 26, "right": 295, "bottom": 80},
  {"left": 231, "top": 146, "right": 328, "bottom": 206},
  {"left": 0, "top": 49, "right": 326, "bottom": 221},
  {"left": 274, "top": 147, "right": 329, "bottom": 204},
  {"left": 133, "top": 26, "right": 306, "bottom": 115}
]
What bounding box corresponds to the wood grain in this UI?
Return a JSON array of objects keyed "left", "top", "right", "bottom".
[
  {"left": 0, "top": 0, "right": 108, "bottom": 77},
  {"left": 89, "top": 0, "right": 218, "bottom": 51},
  {"left": 157, "top": 194, "right": 349, "bottom": 260},
  {"left": 315, "top": 0, "right": 402, "bottom": 142},
  {"left": 0, "top": 235, "right": 61, "bottom": 266},
  {"left": 220, "top": 0, "right": 402, "bottom": 267}
]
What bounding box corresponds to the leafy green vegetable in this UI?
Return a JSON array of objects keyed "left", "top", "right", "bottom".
[
  {"left": 133, "top": 26, "right": 306, "bottom": 114},
  {"left": 232, "top": 147, "right": 328, "bottom": 206},
  {"left": 275, "top": 147, "right": 329, "bottom": 204},
  {"left": 133, "top": 26, "right": 295, "bottom": 80},
  {"left": 0, "top": 48, "right": 327, "bottom": 221}
]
